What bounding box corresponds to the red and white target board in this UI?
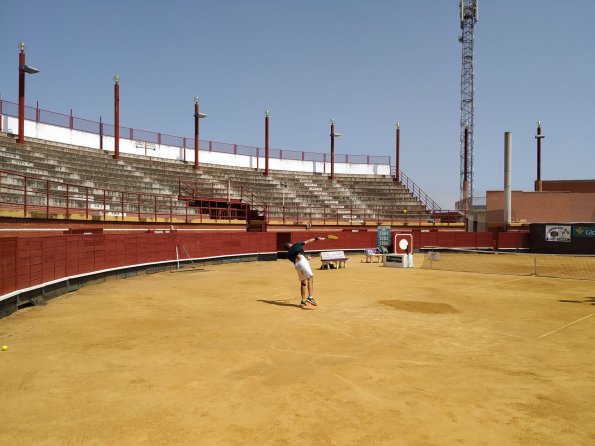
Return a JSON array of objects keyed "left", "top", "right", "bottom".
[{"left": 393, "top": 234, "right": 413, "bottom": 254}]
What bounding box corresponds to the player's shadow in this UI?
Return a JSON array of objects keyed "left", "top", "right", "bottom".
[
  {"left": 558, "top": 297, "right": 595, "bottom": 305},
  {"left": 257, "top": 299, "right": 302, "bottom": 308}
]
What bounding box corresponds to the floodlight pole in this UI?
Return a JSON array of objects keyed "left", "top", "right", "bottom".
[
  {"left": 463, "top": 124, "right": 470, "bottom": 231},
  {"left": 113, "top": 75, "right": 120, "bottom": 159},
  {"left": 18, "top": 47, "right": 26, "bottom": 144},
  {"left": 394, "top": 122, "right": 400, "bottom": 182},
  {"left": 535, "top": 121, "right": 544, "bottom": 192},
  {"left": 18, "top": 43, "right": 39, "bottom": 144},
  {"left": 330, "top": 119, "right": 335, "bottom": 180},
  {"left": 463, "top": 124, "right": 469, "bottom": 207},
  {"left": 265, "top": 110, "right": 269, "bottom": 176},
  {"left": 193, "top": 97, "right": 207, "bottom": 170},
  {"left": 194, "top": 98, "right": 199, "bottom": 170}
]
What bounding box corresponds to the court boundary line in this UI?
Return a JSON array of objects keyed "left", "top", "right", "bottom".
[{"left": 537, "top": 313, "right": 595, "bottom": 339}]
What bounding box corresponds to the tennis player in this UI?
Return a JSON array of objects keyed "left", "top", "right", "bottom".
[{"left": 285, "top": 236, "right": 325, "bottom": 308}]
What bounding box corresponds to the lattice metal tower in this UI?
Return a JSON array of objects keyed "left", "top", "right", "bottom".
[{"left": 459, "top": 0, "right": 478, "bottom": 201}]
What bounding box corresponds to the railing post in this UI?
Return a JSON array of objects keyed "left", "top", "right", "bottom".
[
  {"left": 169, "top": 196, "right": 173, "bottom": 222},
  {"left": 137, "top": 194, "right": 141, "bottom": 221},
  {"left": 121, "top": 191, "right": 124, "bottom": 221},
  {"left": 85, "top": 186, "right": 89, "bottom": 220},
  {"left": 46, "top": 179, "right": 50, "bottom": 219},
  {"left": 66, "top": 183, "right": 70, "bottom": 217},
  {"left": 103, "top": 190, "right": 106, "bottom": 221},
  {"left": 24, "top": 177, "right": 27, "bottom": 217},
  {"left": 69, "top": 109, "right": 73, "bottom": 129},
  {"left": 154, "top": 195, "right": 157, "bottom": 221}
]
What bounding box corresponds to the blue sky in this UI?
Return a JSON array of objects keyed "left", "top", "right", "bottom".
[{"left": 1, "top": 0, "right": 594, "bottom": 209}]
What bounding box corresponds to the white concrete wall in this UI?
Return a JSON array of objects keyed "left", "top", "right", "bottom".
[{"left": 3, "top": 115, "right": 391, "bottom": 176}]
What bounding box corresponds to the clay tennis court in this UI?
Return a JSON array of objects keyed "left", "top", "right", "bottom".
[{"left": 1, "top": 253, "right": 594, "bottom": 445}]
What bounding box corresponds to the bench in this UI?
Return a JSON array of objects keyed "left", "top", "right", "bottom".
[
  {"left": 362, "top": 248, "right": 383, "bottom": 263},
  {"left": 320, "top": 250, "right": 350, "bottom": 269}
]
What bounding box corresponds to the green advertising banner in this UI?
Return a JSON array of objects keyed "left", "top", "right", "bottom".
[{"left": 572, "top": 226, "right": 595, "bottom": 238}]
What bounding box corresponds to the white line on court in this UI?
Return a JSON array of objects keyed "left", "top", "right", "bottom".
[
  {"left": 537, "top": 313, "right": 594, "bottom": 339},
  {"left": 271, "top": 347, "right": 359, "bottom": 359},
  {"left": 452, "top": 276, "right": 531, "bottom": 292}
]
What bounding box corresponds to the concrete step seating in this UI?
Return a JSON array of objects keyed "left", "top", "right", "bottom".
[{"left": 1, "top": 135, "right": 430, "bottom": 222}]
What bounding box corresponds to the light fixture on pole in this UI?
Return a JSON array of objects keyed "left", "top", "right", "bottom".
[
  {"left": 194, "top": 96, "right": 207, "bottom": 170},
  {"left": 18, "top": 42, "right": 40, "bottom": 145},
  {"left": 535, "top": 120, "right": 545, "bottom": 192},
  {"left": 330, "top": 118, "right": 341, "bottom": 180},
  {"left": 113, "top": 74, "right": 120, "bottom": 159}
]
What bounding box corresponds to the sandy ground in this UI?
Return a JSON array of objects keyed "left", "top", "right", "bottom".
[{"left": 1, "top": 254, "right": 594, "bottom": 445}]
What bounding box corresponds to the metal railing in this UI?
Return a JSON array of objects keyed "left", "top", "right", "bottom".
[
  {"left": 1, "top": 169, "right": 463, "bottom": 226},
  {"left": 0, "top": 99, "right": 391, "bottom": 166},
  {"left": 265, "top": 204, "right": 461, "bottom": 227},
  {"left": 394, "top": 168, "right": 442, "bottom": 212},
  {"left": 1, "top": 98, "right": 446, "bottom": 213}
]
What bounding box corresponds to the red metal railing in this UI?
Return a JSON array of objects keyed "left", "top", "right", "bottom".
[
  {"left": 1, "top": 99, "right": 450, "bottom": 211},
  {"left": 0, "top": 169, "right": 192, "bottom": 223},
  {"left": 265, "top": 203, "right": 460, "bottom": 227},
  {"left": 393, "top": 168, "right": 441, "bottom": 212},
  {"left": 1, "top": 99, "right": 391, "bottom": 166},
  {"left": 1, "top": 169, "right": 463, "bottom": 226}
]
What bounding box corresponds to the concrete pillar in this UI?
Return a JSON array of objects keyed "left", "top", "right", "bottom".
[{"left": 504, "top": 132, "right": 512, "bottom": 230}]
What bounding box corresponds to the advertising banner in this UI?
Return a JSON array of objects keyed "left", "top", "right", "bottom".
[
  {"left": 545, "top": 225, "right": 571, "bottom": 242},
  {"left": 572, "top": 226, "right": 595, "bottom": 238}
]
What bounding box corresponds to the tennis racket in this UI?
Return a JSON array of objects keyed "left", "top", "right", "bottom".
[{"left": 326, "top": 234, "right": 339, "bottom": 239}]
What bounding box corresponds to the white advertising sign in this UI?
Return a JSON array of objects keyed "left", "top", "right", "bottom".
[{"left": 545, "top": 225, "right": 571, "bottom": 242}]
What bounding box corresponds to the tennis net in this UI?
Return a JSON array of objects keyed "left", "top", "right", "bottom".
[{"left": 421, "top": 248, "right": 595, "bottom": 281}]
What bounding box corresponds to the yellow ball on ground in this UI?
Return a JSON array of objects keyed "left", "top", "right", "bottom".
[{"left": 1, "top": 345, "right": 7, "bottom": 351}]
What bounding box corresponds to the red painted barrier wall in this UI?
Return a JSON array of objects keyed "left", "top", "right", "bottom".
[
  {"left": 1, "top": 232, "right": 277, "bottom": 297},
  {"left": 1, "top": 238, "right": 17, "bottom": 295},
  {"left": 1, "top": 230, "right": 531, "bottom": 299}
]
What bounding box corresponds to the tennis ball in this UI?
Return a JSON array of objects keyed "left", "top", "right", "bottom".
[
  {"left": 1, "top": 345, "right": 7, "bottom": 351},
  {"left": 403, "top": 209, "right": 407, "bottom": 214}
]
